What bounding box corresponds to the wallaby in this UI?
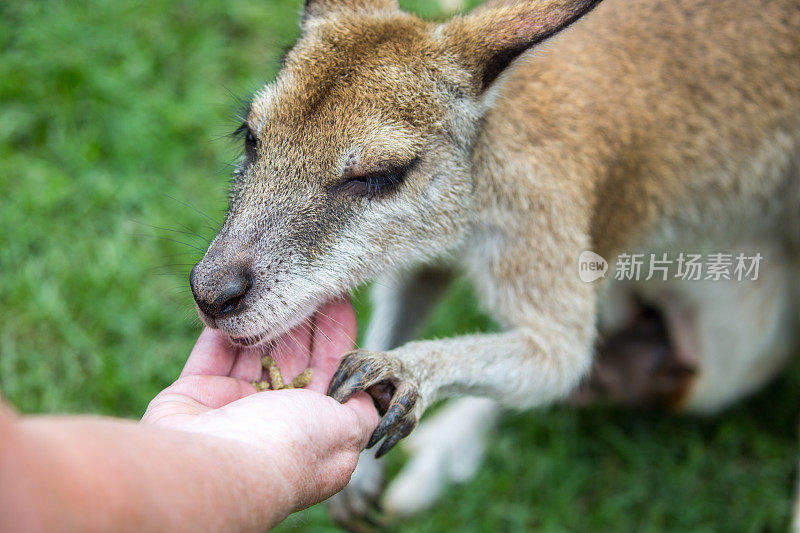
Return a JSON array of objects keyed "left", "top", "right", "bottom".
[{"left": 189, "top": 0, "right": 800, "bottom": 526}]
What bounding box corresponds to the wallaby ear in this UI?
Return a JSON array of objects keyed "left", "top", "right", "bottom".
[
  {"left": 441, "top": 0, "right": 602, "bottom": 91},
  {"left": 302, "top": 0, "right": 399, "bottom": 23}
]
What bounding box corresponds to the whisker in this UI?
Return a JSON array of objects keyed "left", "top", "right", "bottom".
[
  {"left": 130, "top": 220, "right": 208, "bottom": 242},
  {"left": 163, "top": 194, "right": 220, "bottom": 226},
  {"left": 131, "top": 233, "right": 208, "bottom": 252}
]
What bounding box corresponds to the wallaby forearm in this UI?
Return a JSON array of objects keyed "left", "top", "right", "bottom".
[{"left": 391, "top": 327, "right": 595, "bottom": 408}]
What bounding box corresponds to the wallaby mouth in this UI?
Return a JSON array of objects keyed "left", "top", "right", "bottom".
[
  {"left": 228, "top": 333, "right": 265, "bottom": 347},
  {"left": 225, "top": 295, "right": 349, "bottom": 348},
  {"left": 203, "top": 290, "right": 351, "bottom": 349}
]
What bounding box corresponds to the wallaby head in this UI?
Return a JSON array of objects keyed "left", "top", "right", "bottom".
[{"left": 189, "top": 0, "right": 601, "bottom": 344}]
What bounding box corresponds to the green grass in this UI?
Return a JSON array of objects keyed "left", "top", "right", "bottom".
[{"left": 1, "top": 0, "right": 797, "bottom": 530}]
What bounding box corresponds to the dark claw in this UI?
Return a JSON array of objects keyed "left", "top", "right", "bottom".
[
  {"left": 327, "top": 354, "right": 359, "bottom": 397},
  {"left": 367, "top": 404, "right": 403, "bottom": 449},
  {"left": 328, "top": 356, "right": 378, "bottom": 403},
  {"left": 329, "top": 483, "right": 386, "bottom": 533},
  {"left": 328, "top": 351, "right": 420, "bottom": 456},
  {"left": 332, "top": 514, "right": 380, "bottom": 533},
  {"left": 375, "top": 418, "right": 417, "bottom": 459},
  {"left": 333, "top": 512, "right": 381, "bottom": 533},
  {"left": 326, "top": 455, "right": 386, "bottom": 533},
  {"left": 366, "top": 387, "right": 419, "bottom": 449},
  {"left": 331, "top": 371, "right": 368, "bottom": 403}
]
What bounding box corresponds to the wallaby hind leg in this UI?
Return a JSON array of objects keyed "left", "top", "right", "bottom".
[{"left": 327, "top": 265, "right": 454, "bottom": 529}]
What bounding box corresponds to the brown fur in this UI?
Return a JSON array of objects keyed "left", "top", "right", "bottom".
[{"left": 189, "top": 0, "right": 800, "bottom": 523}]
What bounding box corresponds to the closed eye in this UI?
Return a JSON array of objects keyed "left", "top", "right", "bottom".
[
  {"left": 331, "top": 158, "right": 419, "bottom": 199},
  {"left": 232, "top": 122, "right": 257, "bottom": 157}
]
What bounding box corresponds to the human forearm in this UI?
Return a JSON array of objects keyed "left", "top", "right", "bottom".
[
  {"left": 8, "top": 415, "right": 293, "bottom": 533},
  {"left": 0, "top": 299, "right": 375, "bottom": 532}
]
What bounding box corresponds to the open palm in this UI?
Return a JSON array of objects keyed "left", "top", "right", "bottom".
[{"left": 142, "top": 297, "right": 378, "bottom": 510}]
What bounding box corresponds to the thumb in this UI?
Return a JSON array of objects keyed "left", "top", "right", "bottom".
[
  {"left": 150, "top": 375, "right": 257, "bottom": 412},
  {"left": 342, "top": 393, "right": 381, "bottom": 448}
]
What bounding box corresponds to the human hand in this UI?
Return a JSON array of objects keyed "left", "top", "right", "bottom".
[{"left": 142, "top": 297, "right": 378, "bottom": 512}]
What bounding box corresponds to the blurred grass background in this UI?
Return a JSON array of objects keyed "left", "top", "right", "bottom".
[{"left": 1, "top": 0, "right": 797, "bottom": 530}]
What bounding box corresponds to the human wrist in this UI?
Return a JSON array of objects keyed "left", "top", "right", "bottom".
[{"left": 201, "top": 429, "right": 299, "bottom": 529}]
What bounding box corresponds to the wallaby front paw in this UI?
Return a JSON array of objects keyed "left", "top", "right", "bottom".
[{"left": 327, "top": 349, "right": 421, "bottom": 458}]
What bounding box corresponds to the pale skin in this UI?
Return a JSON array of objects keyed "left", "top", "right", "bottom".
[{"left": 0, "top": 298, "right": 378, "bottom": 533}]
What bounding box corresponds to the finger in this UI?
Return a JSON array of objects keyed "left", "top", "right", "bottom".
[
  {"left": 307, "top": 296, "right": 358, "bottom": 393},
  {"left": 180, "top": 328, "right": 239, "bottom": 378},
  {"left": 268, "top": 318, "right": 313, "bottom": 384},
  {"left": 229, "top": 345, "right": 267, "bottom": 382},
  {"left": 342, "top": 392, "right": 381, "bottom": 447},
  {"left": 156, "top": 375, "right": 256, "bottom": 410}
]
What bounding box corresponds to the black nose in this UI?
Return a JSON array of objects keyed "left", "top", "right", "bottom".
[{"left": 190, "top": 266, "right": 253, "bottom": 320}]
